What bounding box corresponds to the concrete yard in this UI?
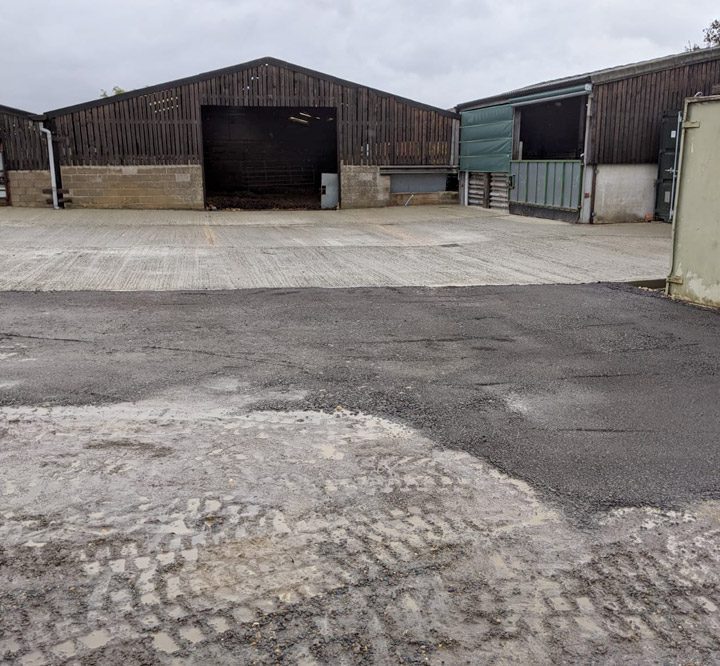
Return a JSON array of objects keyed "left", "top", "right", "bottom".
[
  {"left": 2, "top": 283, "right": 720, "bottom": 664},
  {"left": 0, "top": 205, "right": 670, "bottom": 290}
]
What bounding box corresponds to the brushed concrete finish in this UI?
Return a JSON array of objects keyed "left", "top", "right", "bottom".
[{"left": 0, "top": 206, "right": 671, "bottom": 290}]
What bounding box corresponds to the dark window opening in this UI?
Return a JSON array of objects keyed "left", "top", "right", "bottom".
[
  {"left": 0, "top": 139, "right": 7, "bottom": 205},
  {"left": 517, "top": 96, "right": 586, "bottom": 160},
  {"left": 202, "top": 106, "right": 337, "bottom": 210}
]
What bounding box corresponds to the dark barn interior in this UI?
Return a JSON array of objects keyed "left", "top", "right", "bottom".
[
  {"left": 518, "top": 96, "right": 586, "bottom": 160},
  {"left": 202, "top": 106, "right": 337, "bottom": 209}
]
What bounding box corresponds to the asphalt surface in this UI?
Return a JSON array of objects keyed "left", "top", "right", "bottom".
[{"left": 1, "top": 283, "right": 718, "bottom": 517}]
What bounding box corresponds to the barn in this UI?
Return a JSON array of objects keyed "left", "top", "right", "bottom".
[
  {"left": 0, "top": 57, "right": 459, "bottom": 211},
  {"left": 0, "top": 104, "right": 48, "bottom": 207},
  {"left": 456, "top": 47, "right": 720, "bottom": 223}
]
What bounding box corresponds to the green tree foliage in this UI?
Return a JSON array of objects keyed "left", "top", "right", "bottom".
[
  {"left": 686, "top": 19, "right": 720, "bottom": 51},
  {"left": 99, "top": 86, "right": 126, "bottom": 98},
  {"left": 704, "top": 19, "right": 720, "bottom": 47}
]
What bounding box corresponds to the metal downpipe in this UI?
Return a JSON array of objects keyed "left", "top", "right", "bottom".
[{"left": 38, "top": 123, "right": 59, "bottom": 210}]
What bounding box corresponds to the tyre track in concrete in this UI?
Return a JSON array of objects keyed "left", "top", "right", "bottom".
[
  {"left": 2, "top": 389, "right": 720, "bottom": 664},
  {"left": 0, "top": 207, "right": 670, "bottom": 290}
]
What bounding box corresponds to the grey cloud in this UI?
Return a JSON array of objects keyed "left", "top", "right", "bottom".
[{"left": 2, "top": 0, "right": 717, "bottom": 112}]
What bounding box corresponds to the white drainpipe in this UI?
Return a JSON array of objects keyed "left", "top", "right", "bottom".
[
  {"left": 579, "top": 87, "right": 594, "bottom": 223},
  {"left": 38, "top": 123, "right": 59, "bottom": 209}
]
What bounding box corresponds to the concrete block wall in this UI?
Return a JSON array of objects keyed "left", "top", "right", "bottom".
[
  {"left": 340, "top": 165, "right": 390, "bottom": 209},
  {"left": 389, "top": 191, "right": 458, "bottom": 206},
  {"left": 7, "top": 170, "right": 51, "bottom": 207},
  {"left": 62, "top": 165, "right": 204, "bottom": 210},
  {"left": 593, "top": 164, "right": 656, "bottom": 223}
]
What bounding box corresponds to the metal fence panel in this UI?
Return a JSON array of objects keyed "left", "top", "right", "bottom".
[{"left": 510, "top": 160, "right": 582, "bottom": 210}]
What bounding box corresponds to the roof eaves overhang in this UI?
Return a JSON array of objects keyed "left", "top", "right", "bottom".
[
  {"left": 456, "top": 45, "right": 720, "bottom": 112},
  {"left": 456, "top": 80, "right": 591, "bottom": 112},
  {"left": 0, "top": 103, "right": 41, "bottom": 118},
  {"left": 590, "top": 45, "right": 720, "bottom": 85}
]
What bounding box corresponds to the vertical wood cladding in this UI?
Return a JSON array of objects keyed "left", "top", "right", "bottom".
[
  {"left": 591, "top": 58, "right": 720, "bottom": 164},
  {"left": 0, "top": 107, "right": 47, "bottom": 170},
  {"left": 47, "top": 59, "right": 458, "bottom": 168}
]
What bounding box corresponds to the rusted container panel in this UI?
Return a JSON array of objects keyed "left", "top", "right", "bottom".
[{"left": 667, "top": 95, "right": 720, "bottom": 307}]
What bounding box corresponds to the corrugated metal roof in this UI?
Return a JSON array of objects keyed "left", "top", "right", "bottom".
[{"left": 456, "top": 46, "right": 720, "bottom": 111}]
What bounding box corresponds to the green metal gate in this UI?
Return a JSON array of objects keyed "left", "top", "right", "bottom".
[
  {"left": 654, "top": 111, "right": 681, "bottom": 222},
  {"left": 510, "top": 160, "right": 583, "bottom": 210}
]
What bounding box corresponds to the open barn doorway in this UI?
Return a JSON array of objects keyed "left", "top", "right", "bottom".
[
  {"left": 515, "top": 96, "right": 586, "bottom": 161},
  {"left": 201, "top": 106, "right": 337, "bottom": 210},
  {"left": 509, "top": 95, "right": 588, "bottom": 221}
]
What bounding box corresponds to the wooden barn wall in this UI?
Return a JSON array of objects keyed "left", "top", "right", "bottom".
[
  {"left": 0, "top": 110, "right": 47, "bottom": 170},
  {"left": 591, "top": 58, "right": 720, "bottom": 164},
  {"left": 49, "top": 63, "right": 457, "bottom": 167}
]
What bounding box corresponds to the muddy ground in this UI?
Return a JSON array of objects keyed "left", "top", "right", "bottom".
[{"left": 1, "top": 284, "right": 720, "bottom": 664}]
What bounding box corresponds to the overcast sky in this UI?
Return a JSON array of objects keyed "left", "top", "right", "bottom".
[{"left": 3, "top": 1, "right": 718, "bottom": 112}]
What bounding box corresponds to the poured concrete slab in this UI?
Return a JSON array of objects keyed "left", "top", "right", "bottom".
[{"left": 0, "top": 206, "right": 670, "bottom": 290}]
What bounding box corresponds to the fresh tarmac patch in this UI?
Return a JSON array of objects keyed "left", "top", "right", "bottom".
[
  {"left": 1, "top": 283, "right": 717, "bottom": 512},
  {"left": 1, "top": 283, "right": 719, "bottom": 663}
]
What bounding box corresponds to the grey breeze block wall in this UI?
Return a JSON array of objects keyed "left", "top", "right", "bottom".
[
  {"left": 340, "top": 165, "right": 390, "bottom": 209},
  {"left": 389, "top": 191, "right": 458, "bottom": 206},
  {"left": 7, "top": 171, "right": 51, "bottom": 207},
  {"left": 62, "top": 165, "right": 204, "bottom": 210}
]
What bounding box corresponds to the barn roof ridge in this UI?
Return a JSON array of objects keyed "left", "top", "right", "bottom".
[{"left": 41, "top": 56, "right": 458, "bottom": 119}]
